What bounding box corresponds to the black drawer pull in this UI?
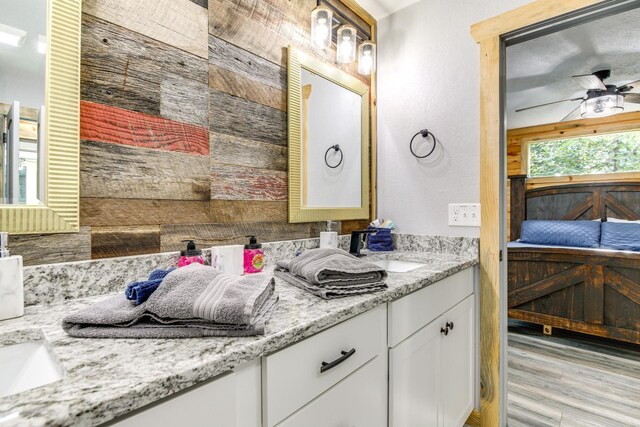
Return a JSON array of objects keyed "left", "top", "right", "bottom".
[
  {"left": 446, "top": 321, "right": 454, "bottom": 330},
  {"left": 440, "top": 327, "right": 449, "bottom": 336},
  {"left": 320, "top": 348, "right": 356, "bottom": 373}
]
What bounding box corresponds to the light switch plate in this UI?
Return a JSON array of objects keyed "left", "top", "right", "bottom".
[{"left": 448, "top": 203, "right": 481, "bottom": 226}]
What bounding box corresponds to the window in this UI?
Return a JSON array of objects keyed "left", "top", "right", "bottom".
[{"left": 528, "top": 130, "right": 640, "bottom": 178}]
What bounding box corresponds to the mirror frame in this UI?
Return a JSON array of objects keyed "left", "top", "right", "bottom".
[
  {"left": 0, "top": 0, "right": 81, "bottom": 234},
  {"left": 287, "top": 46, "right": 370, "bottom": 223}
]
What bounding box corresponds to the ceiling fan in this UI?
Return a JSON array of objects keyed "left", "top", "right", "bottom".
[{"left": 515, "top": 69, "right": 640, "bottom": 121}]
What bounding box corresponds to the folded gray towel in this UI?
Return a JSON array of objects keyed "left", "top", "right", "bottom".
[
  {"left": 62, "top": 264, "right": 278, "bottom": 338},
  {"left": 274, "top": 248, "right": 387, "bottom": 299}
]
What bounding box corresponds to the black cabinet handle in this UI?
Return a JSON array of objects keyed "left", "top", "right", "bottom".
[
  {"left": 440, "top": 327, "right": 449, "bottom": 336},
  {"left": 320, "top": 348, "right": 356, "bottom": 373},
  {"left": 447, "top": 321, "right": 454, "bottom": 330}
]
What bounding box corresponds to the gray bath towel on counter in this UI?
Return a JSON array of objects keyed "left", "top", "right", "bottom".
[
  {"left": 63, "top": 263, "right": 278, "bottom": 338},
  {"left": 274, "top": 248, "right": 387, "bottom": 299}
]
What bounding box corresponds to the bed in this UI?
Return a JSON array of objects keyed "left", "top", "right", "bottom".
[{"left": 508, "top": 175, "right": 640, "bottom": 344}]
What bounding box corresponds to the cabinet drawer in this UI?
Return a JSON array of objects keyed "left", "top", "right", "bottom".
[
  {"left": 276, "top": 354, "right": 387, "bottom": 427},
  {"left": 388, "top": 268, "right": 473, "bottom": 347},
  {"left": 263, "top": 304, "right": 387, "bottom": 427}
]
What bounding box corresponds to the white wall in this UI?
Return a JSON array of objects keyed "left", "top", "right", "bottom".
[{"left": 376, "top": 0, "right": 531, "bottom": 237}]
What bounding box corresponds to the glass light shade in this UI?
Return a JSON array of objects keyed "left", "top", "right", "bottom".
[
  {"left": 337, "top": 25, "right": 356, "bottom": 64},
  {"left": 580, "top": 94, "right": 624, "bottom": 119},
  {"left": 358, "top": 41, "right": 376, "bottom": 75},
  {"left": 311, "top": 6, "right": 333, "bottom": 50}
]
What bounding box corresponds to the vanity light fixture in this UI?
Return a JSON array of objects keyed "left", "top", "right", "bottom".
[
  {"left": 0, "top": 23, "right": 27, "bottom": 47},
  {"left": 337, "top": 25, "right": 357, "bottom": 64},
  {"left": 580, "top": 92, "right": 624, "bottom": 118},
  {"left": 311, "top": 6, "right": 333, "bottom": 50},
  {"left": 358, "top": 41, "right": 376, "bottom": 75},
  {"left": 309, "top": 4, "right": 376, "bottom": 74}
]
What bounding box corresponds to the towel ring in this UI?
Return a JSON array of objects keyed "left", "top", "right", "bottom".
[
  {"left": 410, "top": 129, "right": 437, "bottom": 159},
  {"left": 325, "top": 144, "right": 343, "bottom": 168}
]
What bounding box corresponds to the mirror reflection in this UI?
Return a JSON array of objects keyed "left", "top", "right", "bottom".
[
  {"left": 0, "top": 0, "right": 47, "bottom": 205},
  {"left": 300, "top": 68, "right": 362, "bottom": 208}
]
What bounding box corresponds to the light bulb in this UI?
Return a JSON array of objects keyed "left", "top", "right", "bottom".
[
  {"left": 358, "top": 41, "right": 376, "bottom": 75},
  {"left": 311, "top": 6, "right": 332, "bottom": 50},
  {"left": 337, "top": 25, "right": 356, "bottom": 63}
]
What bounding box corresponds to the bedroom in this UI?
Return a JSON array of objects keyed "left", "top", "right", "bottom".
[{"left": 505, "top": 6, "right": 640, "bottom": 425}]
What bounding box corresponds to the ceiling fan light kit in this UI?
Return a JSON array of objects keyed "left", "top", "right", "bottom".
[
  {"left": 516, "top": 69, "right": 640, "bottom": 122},
  {"left": 581, "top": 90, "right": 624, "bottom": 119}
]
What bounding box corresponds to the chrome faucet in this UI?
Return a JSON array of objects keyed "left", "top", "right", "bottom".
[{"left": 349, "top": 229, "right": 377, "bottom": 257}]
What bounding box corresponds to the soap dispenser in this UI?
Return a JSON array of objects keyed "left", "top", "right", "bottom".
[
  {"left": 243, "top": 236, "right": 264, "bottom": 274},
  {"left": 0, "top": 232, "right": 24, "bottom": 321},
  {"left": 320, "top": 220, "right": 338, "bottom": 249},
  {"left": 178, "top": 240, "right": 205, "bottom": 267}
]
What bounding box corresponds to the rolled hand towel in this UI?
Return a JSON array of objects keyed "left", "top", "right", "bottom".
[
  {"left": 125, "top": 267, "right": 176, "bottom": 305},
  {"left": 62, "top": 264, "right": 278, "bottom": 338},
  {"left": 274, "top": 248, "right": 387, "bottom": 299}
]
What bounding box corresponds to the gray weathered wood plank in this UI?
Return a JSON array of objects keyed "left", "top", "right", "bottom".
[
  {"left": 210, "top": 132, "right": 286, "bottom": 171},
  {"left": 208, "top": 34, "right": 286, "bottom": 90},
  {"left": 209, "top": 63, "right": 286, "bottom": 111},
  {"left": 9, "top": 227, "right": 92, "bottom": 266},
  {"left": 209, "top": 89, "right": 286, "bottom": 146},
  {"left": 81, "top": 140, "right": 211, "bottom": 200},
  {"left": 83, "top": 0, "right": 209, "bottom": 58},
  {"left": 210, "top": 200, "right": 288, "bottom": 223},
  {"left": 81, "top": 198, "right": 211, "bottom": 227},
  {"left": 91, "top": 226, "right": 161, "bottom": 259}
]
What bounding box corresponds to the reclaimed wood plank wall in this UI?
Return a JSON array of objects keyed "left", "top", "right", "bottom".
[{"left": 13, "top": 0, "right": 373, "bottom": 265}]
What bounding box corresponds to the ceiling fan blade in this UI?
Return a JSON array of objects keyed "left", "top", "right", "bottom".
[
  {"left": 619, "top": 80, "right": 640, "bottom": 92},
  {"left": 624, "top": 93, "right": 640, "bottom": 104},
  {"left": 515, "top": 97, "right": 583, "bottom": 113},
  {"left": 561, "top": 105, "right": 582, "bottom": 122},
  {"left": 572, "top": 74, "right": 607, "bottom": 90}
]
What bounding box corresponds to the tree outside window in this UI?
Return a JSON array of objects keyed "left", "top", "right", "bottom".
[{"left": 529, "top": 131, "right": 640, "bottom": 177}]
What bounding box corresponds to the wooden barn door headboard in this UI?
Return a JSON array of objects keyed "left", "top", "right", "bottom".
[{"left": 509, "top": 175, "right": 640, "bottom": 240}]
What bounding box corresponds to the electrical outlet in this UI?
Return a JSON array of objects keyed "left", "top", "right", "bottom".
[{"left": 448, "top": 203, "right": 481, "bottom": 226}]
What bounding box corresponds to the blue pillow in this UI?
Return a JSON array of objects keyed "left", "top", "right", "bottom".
[
  {"left": 519, "top": 220, "right": 600, "bottom": 248},
  {"left": 600, "top": 222, "right": 640, "bottom": 251}
]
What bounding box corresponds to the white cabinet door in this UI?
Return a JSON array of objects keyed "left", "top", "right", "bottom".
[
  {"left": 389, "top": 318, "right": 441, "bottom": 427},
  {"left": 389, "top": 292, "right": 475, "bottom": 427},
  {"left": 276, "top": 354, "right": 387, "bottom": 427},
  {"left": 440, "top": 295, "right": 474, "bottom": 427}
]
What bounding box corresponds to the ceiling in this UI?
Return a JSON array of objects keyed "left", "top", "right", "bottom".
[
  {"left": 355, "top": 0, "right": 420, "bottom": 20},
  {"left": 506, "top": 7, "right": 640, "bottom": 129}
]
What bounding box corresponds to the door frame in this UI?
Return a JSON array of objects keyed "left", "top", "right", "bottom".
[{"left": 469, "top": 1, "right": 611, "bottom": 425}]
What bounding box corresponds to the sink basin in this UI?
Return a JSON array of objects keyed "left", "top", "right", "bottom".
[
  {"left": 372, "top": 259, "right": 426, "bottom": 273},
  {"left": 0, "top": 336, "right": 64, "bottom": 398}
]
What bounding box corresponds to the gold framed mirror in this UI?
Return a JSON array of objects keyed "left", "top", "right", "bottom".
[
  {"left": 0, "top": 0, "right": 80, "bottom": 234},
  {"left": 287, "top": 46, "right": 370, "bottom": 223}
]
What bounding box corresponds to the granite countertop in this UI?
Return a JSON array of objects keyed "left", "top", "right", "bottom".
[{"left": 0, "top": 250, "right": 478, "bottom": 427}]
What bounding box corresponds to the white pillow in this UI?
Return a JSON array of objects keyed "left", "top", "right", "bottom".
[{"left": 607, "top": 217, "right": 640, "bottom": 224}]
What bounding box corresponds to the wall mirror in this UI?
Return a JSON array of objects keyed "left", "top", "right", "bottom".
[
  {"left": 287, "top": 46, "right": 370, "bottom": 223},
  {"left": 0, "top": 0, "right": 80, "bottom": 233}
]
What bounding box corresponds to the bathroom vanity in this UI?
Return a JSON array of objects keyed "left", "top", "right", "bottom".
[{"left": 0, "top": 236, "right": 478, "bottom": 427}]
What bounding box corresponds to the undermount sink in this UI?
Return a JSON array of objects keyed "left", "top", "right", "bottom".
[
  {"left": 0, "top": 333, "right": 64, "bottom": 398},
  {"left": 372, "top": 259, "right": 427, "bottom": 273}
]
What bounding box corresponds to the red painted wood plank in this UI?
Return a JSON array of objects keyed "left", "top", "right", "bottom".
[
  {"left": 80, "top": 101, "right": 209, "bottom": 156},
  {"left": 211, "top": 163, "right": 287, "bottom": 201}
]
